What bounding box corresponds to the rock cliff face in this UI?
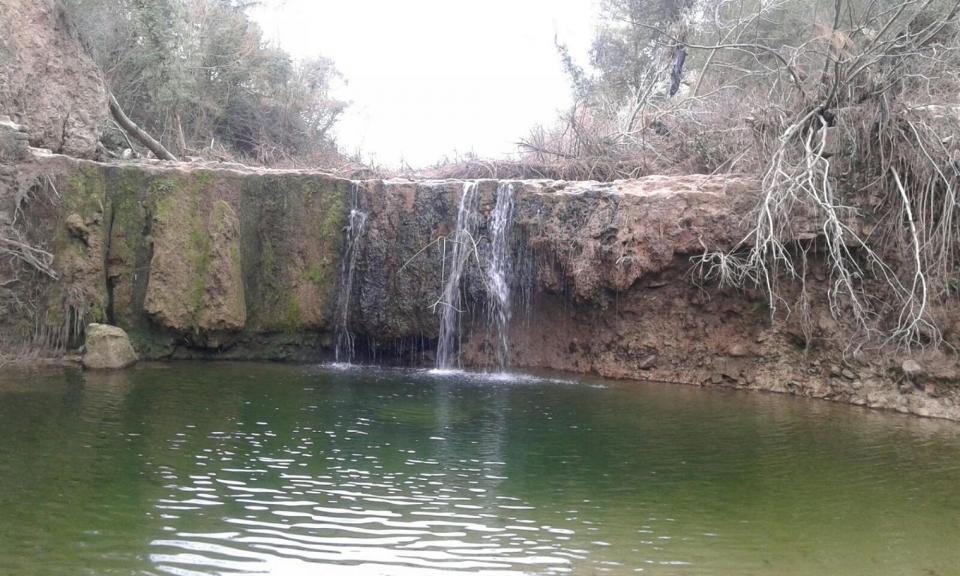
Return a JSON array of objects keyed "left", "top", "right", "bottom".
[
  {"left": 4, "top": 154, "right": 350, "bottom": 359},
  {"left": 2, "top": 147, "right": 960, "bottom": 419},
  {"left": 0, "top": 0, "right": 108, "bottom": 157}
]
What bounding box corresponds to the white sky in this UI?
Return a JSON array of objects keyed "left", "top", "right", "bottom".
[{"left": 249, "top": 1, "right": 597, "bottom": 168}]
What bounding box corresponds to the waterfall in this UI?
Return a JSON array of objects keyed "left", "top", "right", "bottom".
[
  {"left": 486, "top": 182, "right": 516, "bottom": 370},
  {"left": 436, "top": 182, "right": 480, "bottom": 369},
  {"left": 334, "top": 183, "right": 368, "bottom": 363}
]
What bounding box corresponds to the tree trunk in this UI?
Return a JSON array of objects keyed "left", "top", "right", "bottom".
[{"left": 108, "top": 93, "right": 178, "bottom": 161}]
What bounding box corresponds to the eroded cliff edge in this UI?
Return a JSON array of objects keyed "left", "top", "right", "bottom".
[{"left": 2, "top": 138, "right": 960, "bottom": 419}]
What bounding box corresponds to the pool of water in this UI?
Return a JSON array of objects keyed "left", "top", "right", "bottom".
[{"left": 1, "top": 362, "right": 959, "bottom": 575}]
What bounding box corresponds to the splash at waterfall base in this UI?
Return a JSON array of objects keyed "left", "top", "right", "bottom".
[{"left": 3, "top": 149, "right": 960, "bottom": 420}]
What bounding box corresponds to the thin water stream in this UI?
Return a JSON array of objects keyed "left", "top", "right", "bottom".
[
  {"left": 485, "top": 182, "right": 516, "bottom": 371},
  {"left": 437, "top": 181, "right": 517, "bottom": 370},
  {"left": 334, "top": 182, "right": 368, "bottom": 363},
  {"left": 436, "top": 182, "right": 480, "bottom": 369},
  {"left": 1, "top": 362, "right": 959, "bottom": 576}
]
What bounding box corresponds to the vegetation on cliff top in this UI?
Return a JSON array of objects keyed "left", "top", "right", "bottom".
[{"left": 64, "top": 0, "right": 348, "bottom": 167}]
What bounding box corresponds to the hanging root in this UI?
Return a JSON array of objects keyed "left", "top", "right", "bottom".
[
  {"left": 0, "top": 230, "right": 58, "bottom": 280},
  {"left": 1, "top": 172, "right": 69, "bottom": 357},
  {"left": 697, "top": 100, "right": 955, "bottom": 351},
  {"left": 4, "top": 174, "right": 59, "bottom": 280}
]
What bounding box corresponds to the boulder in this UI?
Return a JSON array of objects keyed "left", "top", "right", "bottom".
[
  {"left": 82, "top": 323, "right": 138, "bottom": 369},
  {"left": 901, "top": 359, "right": 925, "bottom": 381}
]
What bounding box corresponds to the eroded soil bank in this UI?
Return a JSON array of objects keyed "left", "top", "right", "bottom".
[{"left": 2, "top": 131, "right": 960, "bottom": 419}]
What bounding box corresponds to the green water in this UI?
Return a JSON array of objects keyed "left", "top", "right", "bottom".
[{"left": 1, "top": 363, "right": 959, "bottom": 575}]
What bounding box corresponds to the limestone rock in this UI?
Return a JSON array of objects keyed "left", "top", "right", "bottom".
[
  {"left": 512, "top": 175, "right": 761, "bottom": 301},
  {"left": 0, "top": 117, "right": 31, "bottom": 162},
  {"left": 637, "top": 352, "right": 658, "bottom": 370},
  {"left": 901, "top": 359, "right": 925, "bottom": 381},
  {"left": 145, "top": 193, "right": 246, "bottom": 336},
  {"left": 820, "top": 126, "right": 841, "bottom": 158},
  {"left": 728, "top": 343, "right": 750, "bottom": 357},
  {"left": 83, "top": 323, "right": 138, "bottom": 369},
  {"left": 0, "top": 0, "right": 108, "bottom": 157}
]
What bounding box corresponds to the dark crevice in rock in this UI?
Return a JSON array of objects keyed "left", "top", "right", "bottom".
[
  {"left": 136, "top": 202, "right": 155, "bottom": 327},
  {"left": 103, "top": 201, "right": 116, "bottom": 325}
]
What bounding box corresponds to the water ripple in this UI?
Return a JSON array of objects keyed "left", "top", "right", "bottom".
[{"left": 2, "top": 363, "right": 960, "bottom": 575}]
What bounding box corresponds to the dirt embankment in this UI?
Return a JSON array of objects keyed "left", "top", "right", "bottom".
[{"left": 0, "top": 0, "right": 108, "bottom": 157}]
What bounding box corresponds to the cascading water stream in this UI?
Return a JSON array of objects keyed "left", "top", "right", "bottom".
[
  {"left": 435, "top": 181, "right": 480, "bottom": 369},
  {"left": 333, "top": 182, "right": 368, "bottom": 363},
  {"left": 486, "top": 182, "right": 516, "bottom": 370}
]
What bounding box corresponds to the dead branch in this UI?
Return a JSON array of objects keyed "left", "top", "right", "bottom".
[{"left": 108, "top": 93, "right": 178, "bottom": 161}]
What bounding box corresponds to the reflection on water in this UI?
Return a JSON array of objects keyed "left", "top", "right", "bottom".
[{"left": 0, "top": 362, "right": 959, "bottom": 575}]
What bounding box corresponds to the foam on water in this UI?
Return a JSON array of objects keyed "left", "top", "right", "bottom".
[{"left": 424, "top": 367, "right": 579, "bottom": 386}]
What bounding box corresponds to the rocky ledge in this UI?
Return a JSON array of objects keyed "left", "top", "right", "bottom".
[{"left": 1, "top": 148, "right": 959, "bottom": 420}]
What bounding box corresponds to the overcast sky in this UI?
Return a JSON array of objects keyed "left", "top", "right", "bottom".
[{"left": 249, "top": 1, "right": 597, "bottom": 168}]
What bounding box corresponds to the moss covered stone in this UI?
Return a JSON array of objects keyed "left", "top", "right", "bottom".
[
  {"left": 239, "top": 174, "right": 348, "bottom": 332},
  {"left": 143, "top": 171, "right": 246, "bottom": 337},
  {"left": 33, "top": 160, "right": 350, "bottom": 357}
]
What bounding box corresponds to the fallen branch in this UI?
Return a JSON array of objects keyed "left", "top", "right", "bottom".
[{"left": 108, "top": 93, "right": 178, "bottom": 161}]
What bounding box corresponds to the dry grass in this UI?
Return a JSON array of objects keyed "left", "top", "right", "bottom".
[{"left": 396, "top": 157, "right": 648, "bottom": 182}]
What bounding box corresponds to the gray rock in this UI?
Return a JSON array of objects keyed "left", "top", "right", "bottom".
[
  {"left": 0, "top": 119, "right": 30, "bottom": 162},
  {"left": 82, "top": 324, "right": 138, "bottom": 370},
  {"left": 728, "top": 343, "right": 750, "bottom": 357},
  {"left": 820, "top": 126, "right": 841, "bottom": 158},
  {"left": 637, "top": 353, "right": 657, "bottom": 370},
  {"left": 901, "top": 359, "right": 925, "bottom": 380}
]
